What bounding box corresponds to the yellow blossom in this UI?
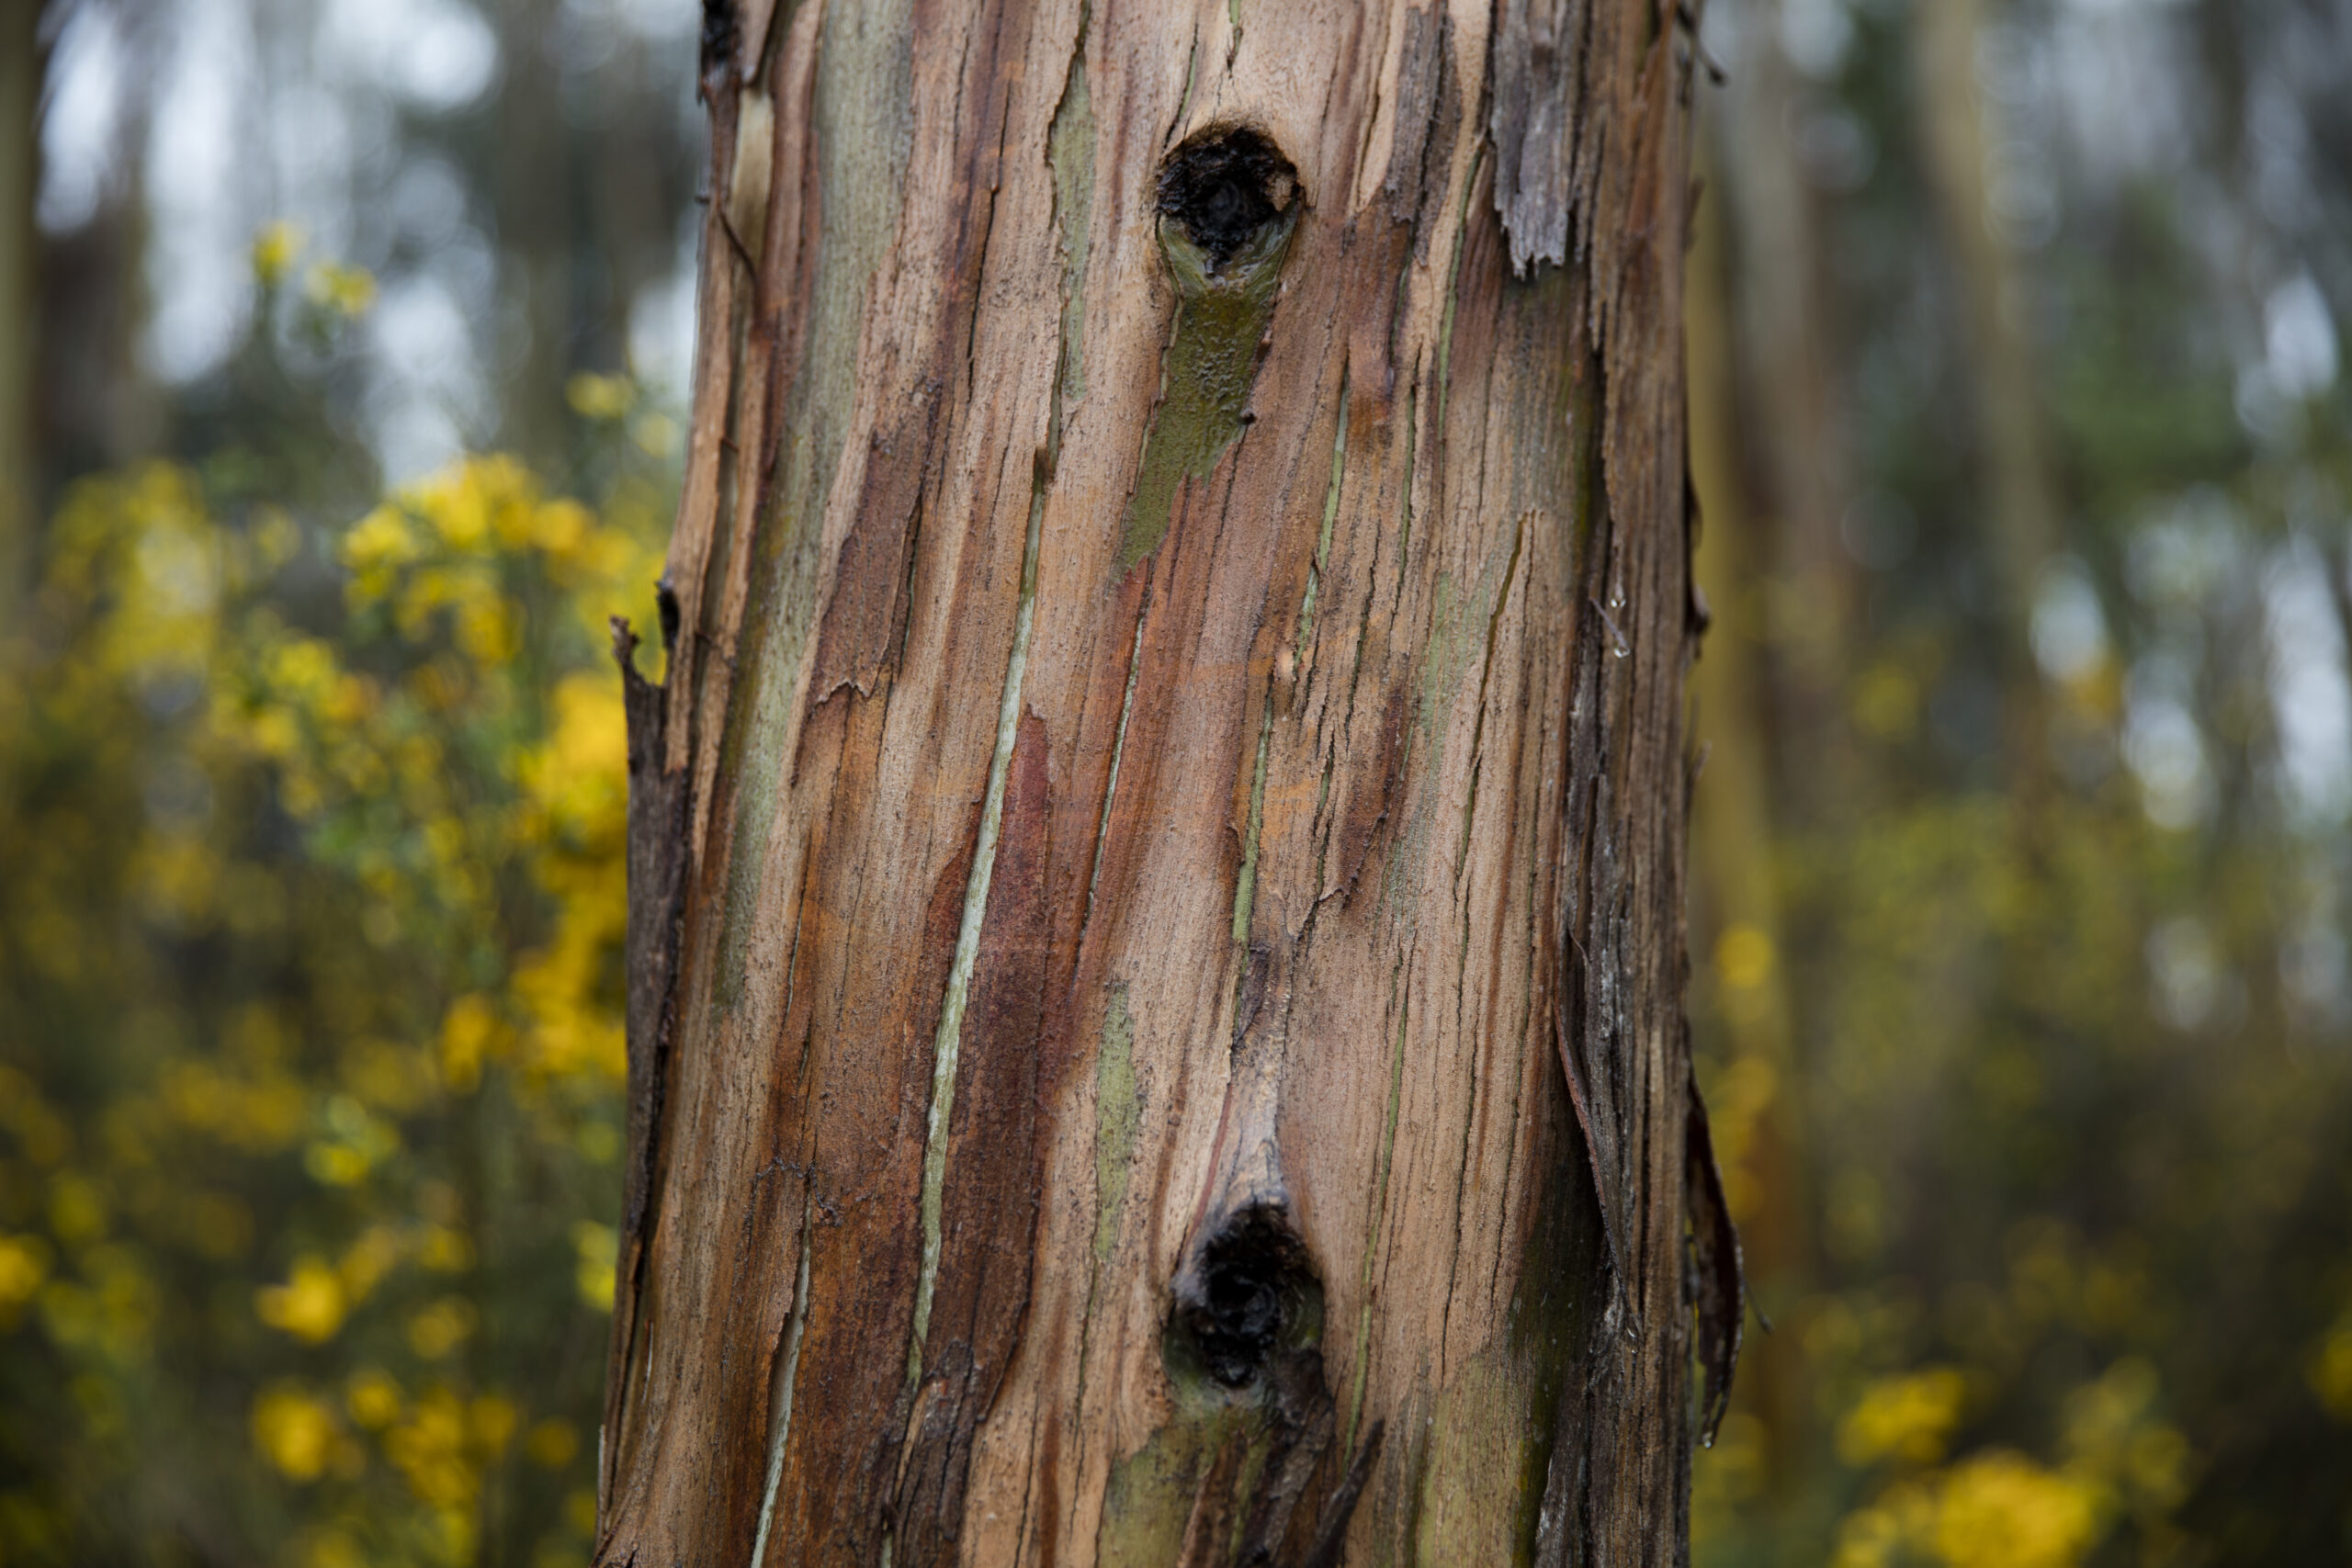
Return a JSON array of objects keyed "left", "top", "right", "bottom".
[
  {"left": 302, "top": 1527, "right": 366, "bottom": 1568},
  {"left": 525, "top": 1418, "right": 578, "bottom": 1469},
  {"left": 1932, "top": 1451, "right": 2101, "bottom": 1568},
  {"left": 386, "top": 1384, "right": 475, "bottom": 1509},
  {"left": 439, "top": 994, "right": 504, "bottom": 1093},
  {"left": 630, "top": 412, "right": 680, "bottom": 458},
  {"left": 407, "top": 1296, "right": 478, "bottom": 1359},
  {"left": 534, "top": 498, "right": 594, "bottom": 558},
  {"left": 566, "top": 372, "right": 633, "bottom": 421},
  {"left": 469, "top": 1394, "right": 518, "bottom": 1454},
  {"left": 304, "top": 1096, "right": 401, "bottom": 1187},
  {"left": 306, "top": 262, "right": 377, "bottom": 317},
  {"left": 1715, "top": 923, "right": 1776, "bottom": 991},
  {"left": 338, "top": 1224, "right": 403, "bottom": 1299},
  {"left": 0, "top": 1234, "right": 53, "bottom": 1325},
  {"left": 2312, "top": 1311, "right": 2352, "bottom": 1422},
  {"left": 455, "top": 592, "right": 521, "bottom": 665},
  {"left": 418, "top": 1224, "right": 475, "bottom": 1273},
  {"left": 572, "top": 1221, "right": 616, "bottom": 1311},
  {"left": 252, "top": 220, "right": 303, "bottom": 288},
  {"left": 346, "top": 1369, "right": 404, "bottom": 1429},
  {"left": 1839, "top": 1367, "right": 1970, "bottom": 1468},
  {"left": 257, "top": 1257, "right": 348, "bottom": 1343},
  {"left": 253, "top": 1384, "right": 342, "bottom": 1482},
  {"left": 47, "top": 1173, "right": 109, "bottom": 1246}
]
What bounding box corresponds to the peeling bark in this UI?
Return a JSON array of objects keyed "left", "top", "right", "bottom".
[{"left": 599, "top": 3, "right": 1724, "bottom": 1563}]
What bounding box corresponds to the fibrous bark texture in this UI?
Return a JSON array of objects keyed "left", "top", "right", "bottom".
[{"left": 598, "top": 2, "right": 1726, "bottom": 1564}]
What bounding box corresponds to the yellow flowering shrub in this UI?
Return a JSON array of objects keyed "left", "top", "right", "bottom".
[
  {"left": 1833, "top": 1450, "right": 2101, "bottom": 1568},
  {"left": 1838, "top": 1367, "right": 1971, "bottom": 1468},
  {"left": 0, "top": 432, "right": 666, "bottom": 1565}
]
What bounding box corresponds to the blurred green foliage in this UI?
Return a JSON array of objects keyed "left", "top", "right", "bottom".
[
  {"left": 0, "top": 246, "right": 671, "bottom": 1565},
  {"left": 1685, "top": 2, "right": 2352, "bottom": 1564}
]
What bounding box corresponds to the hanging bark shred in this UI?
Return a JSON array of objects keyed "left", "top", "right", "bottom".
[
  {"left": 1685, "top": 1061, "right": 1746, "bottom": 1449},
  {"left": 1488, "top": 0, "right": 1591, "bottom": 277},
  {"left": 601, "top": 610, "right": 693, "bottom": 1517}
]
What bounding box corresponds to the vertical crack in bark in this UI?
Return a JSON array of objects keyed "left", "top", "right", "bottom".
[
  {"left": 905, "top": 451, "right": 1046, "bottom": 1379},
  {"left": 1427, "top": 513, "right": 1530, "bottom": 1374},
  {"left": 1299, "top": 1419, "right": 1385, "bottom": 1568},
  {"left": 1231, "top": 681, "right": 1277, "bottom": 948},
  {"left": 1083, "top": 604, "right": 1148, "bottom": 937},
  {"left": 1047, "top": 4, "right": 1093, "bottom": 425},
  {"left": 748, "top": 1201, "right": 816, "bottom": 1568},
  {"left": 1295, "top": 368, "right": 1349, "bottom": 662},
  {"left": 1389, "top": 383, "right": 1418, "bottom": 619},
  {"left": 1342, "top": 960, "right": 1412, "bottom": 1457},
  {"left": 1453, "top": 509, "right": 1527, "bottom": 899},
  {"left": 1432, "top": 143, "right": 1483, "bottom": 509}
]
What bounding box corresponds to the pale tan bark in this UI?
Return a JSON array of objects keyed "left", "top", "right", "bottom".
[{"left": 600, "top": 4, "right": 1724, "bottom": 1564}]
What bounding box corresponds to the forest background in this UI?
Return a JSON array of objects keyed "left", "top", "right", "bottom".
[{"left": 0, "top": 0, "right": 2346, "bottom": 1564}]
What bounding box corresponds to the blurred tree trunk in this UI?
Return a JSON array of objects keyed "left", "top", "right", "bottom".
[
  {"left": 1708, "top": 13, "right": 1862, "bottom": 820},
  {"left": 0, "top": 0, "right": 41, "bottom": 607},
  {"left": 1685, "top": 139, "right": 1813, "bottom": 1497},
  {"left": 30, "top": 6, "right": 154, "bottom": 487},
  {"left": 596, "top": 3, "right": 1731, "bottom": 1564},
  {"left": 494, "top": 0, "right": 575, "bottom": 469},
  {"left": 1914, "top": 0, "right": 2056, "bottom": 786}
]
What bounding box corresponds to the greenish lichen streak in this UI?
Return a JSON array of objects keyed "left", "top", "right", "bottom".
[
  {"left": 1097, "top": 1408, "right": 1244, "bottom": 1568},
  {"left": 1093, "top": 987, "right": 1136, "bottom": 1266},
  {"left": 1114, "top": 210, "right": 1297, "bottom": 574},
  {"left": 1046, "top": 29, "right": 1093, "bottom": 420},
  {"left": 1231, "top": 693, "right": 1274, "bottom": 945},
  {"left": 1345, "top": 969, "right": 1411, "bottom": 1456},
  {"left": 1096, "top": 1283, "right": 1328, "bottom": 1567},
  {"left": 712, "top": 0, "right": 918, "bottom": 1011}
]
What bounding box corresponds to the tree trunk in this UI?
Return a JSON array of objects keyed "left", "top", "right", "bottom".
[{"left": 598, "top": 3, "right": 1730, "bottom": 1564}]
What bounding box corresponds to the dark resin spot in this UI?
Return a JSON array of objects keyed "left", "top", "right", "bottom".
[
  {"left": 700, "top": 0, "right": 737, "bottom": 72},
  {"left": 1157, "top": 126, "right": 1300, "bottom": 272},
  {"left": 1170, "top": 1203, "right": 1318, "bottom": 1387}
]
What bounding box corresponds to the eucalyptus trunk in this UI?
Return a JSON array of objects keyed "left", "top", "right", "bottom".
[{"left": 597, "top": 3, "right": 1735, "bottom": 1564}]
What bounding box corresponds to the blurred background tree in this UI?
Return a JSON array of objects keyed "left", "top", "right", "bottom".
[
  {"left": 1683, "top": 1, "right": 2352, "bottom": 1564},
  {"left": 0, "top": 0, "right": 2346, "bottom": 1564}
]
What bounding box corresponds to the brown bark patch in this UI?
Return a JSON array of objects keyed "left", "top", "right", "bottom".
[
  {"left": 808, "top": 389, "right": 944, "bottom": 703},
  {"left": 897, "top": 710, "right": 1057, "bottom": 1562}
]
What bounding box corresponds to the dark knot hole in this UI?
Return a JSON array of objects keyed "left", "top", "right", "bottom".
[
  {"left": 1156, "top": 125, "right": 1300, "bottom": 272},
  {"left": 1170, "top": 1202, "right": 1320, "bottom": 1388}
]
